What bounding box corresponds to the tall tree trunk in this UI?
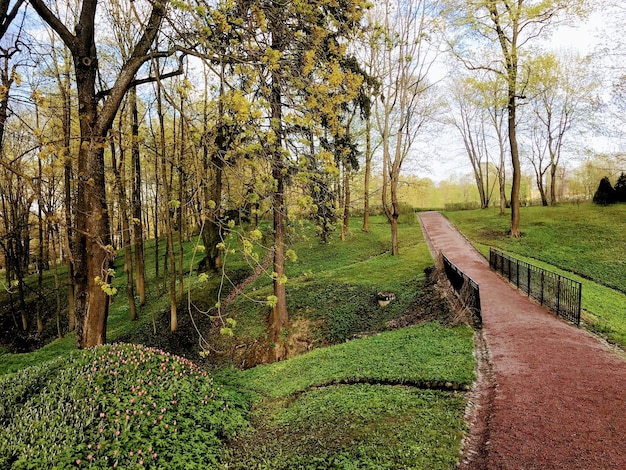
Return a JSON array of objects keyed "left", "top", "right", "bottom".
[
  {"left": 200, "top": 65, "right": 225, "bottom": 272},
  {"left": 72, "top": 64, "right": 112, "bottom": 348},
  {"left": 156, "top": 83, "right": 177, "bottom": 331},
  {"left": 111, "top": 116, "right": 137, "bottom": 322},
  {"left": 63, "top": 116, "right": 76, "bottom": 331},
  {"left": 36, "top": 150, "right": 44, "bottom": 333},
  {"left": 30, "top": 0, "right": 170, "bottom": 348},
  {"left": 390, "top": 161, "right": 400, "bottom": 256},
  {"left": 267, "top": 19, "right": 288, "bottom": 346},
  {"left": 51, "top": 225, "right": 63, "bottom": 338},
  {"left": 130, "top": 86, "right": 146, "bottom": 305},
  {"left": 153, "top": 126, "right": 161, "bottom": 297},
  {"left": 362, "top": 114, "right": 371, "bottom": 232},
  {"left": 341, "top": 163, "right": 350, "bottom": 241},
  {"left": 499, "top": 167, "right": 507, "bottom": 215},
  {"left": 550, "top": 163, "right": 558, "bottom": 206},
  {"left": 508, "top": 94, "right": 521, "bottom": 237},
  {"left": 177, "top": 94, "right": 185, "bottom": 298},
  {"left": 202, "top": 142, "right": 224, "bottom": 271}
]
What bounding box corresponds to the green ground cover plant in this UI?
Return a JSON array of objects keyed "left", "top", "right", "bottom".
[
  {"left": 222, "top": 323, "right": 474, "bottom": 469},
  {"left": 0, "top": 343, "right": 248, "bottom": 469},
  {"left": 444, "top": 203, "right": 626, "bottom": 347},
  {"left": 230, "top": 323, "right": 475, "bottom": 397}
]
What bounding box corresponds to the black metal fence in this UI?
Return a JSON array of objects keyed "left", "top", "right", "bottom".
[
  {"left": 441, "top": 253, "right": 482, "bottom": 327},
  {"left": 489, "top": 248, "right": 581, "bottom": 325}
]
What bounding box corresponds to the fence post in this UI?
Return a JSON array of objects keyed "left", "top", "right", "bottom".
[
  {"left": 507, "top": 257, "right": 511, "bottom": 282},
  {"left": 557, "top": 277, "right": 561, "bottom": 315},
  {"left": 577, "top": 283, "right": 582, "bottom": 324},
  {"left": 516, "top": 259, "right": 520, "bottom": 288},
  {"left": 540, "top": 271, "right": 545, "bottom": 306}
]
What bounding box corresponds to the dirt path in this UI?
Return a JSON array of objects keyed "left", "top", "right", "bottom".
[{"left": 419, "top": 211, "right": 626, "bottom": 470}]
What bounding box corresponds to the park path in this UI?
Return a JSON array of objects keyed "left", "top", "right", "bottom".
[{"left": 418, "top": 211, "right": 626, "bottom": 470}]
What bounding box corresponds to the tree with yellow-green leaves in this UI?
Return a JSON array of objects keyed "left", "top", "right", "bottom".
[
  {"left": 162, "top": 0, "right": 369, "bottom": 357},
  {"left": 232, "top": 0, "right": 368, "bottom": 353}
]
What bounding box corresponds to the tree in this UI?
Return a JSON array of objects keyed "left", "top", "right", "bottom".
[
  {"left": 592, "top": 176, "right": 616, "bottom": 205},
  {"left": 29, "top": 0, "right": 174, "bottom": 347},
  {"left": 44, "top": 32, "right": 77, "bottom": 331},
  {"left": 448, "top": 75, "right": 493, "bottom": 208},
  {"left": 445, "top": 0, "right": 589, "bottom": 236},
  {"left": 228, "top": 0, "right": 367, "bottom": 349},
  {"left": 0, "top": 0, "right": 23, "bottom": 42},
  {"left": 524, "top": 51, "right": 596, "bottom": 205},
  {"left": 526, "top": 120, "right": 550, "bottom": 206},
  {"left": 614, "top": 172, "right": 626, "bottom": 202},
  {"left": 371, "top": 0, "right": 442, "bottom": 255},
  {"left": 451, "top": 70, "right": 510, "bottom": 213}
]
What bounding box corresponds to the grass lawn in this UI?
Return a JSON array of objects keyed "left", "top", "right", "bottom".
[{"left": 445, "top": 203, "right": 626, "bottom": 347}]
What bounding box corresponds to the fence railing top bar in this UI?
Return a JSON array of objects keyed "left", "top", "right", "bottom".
[
  {"left": 489, "top": 247, "right": 581, "bottom": 288},
  {"left": 441, "top": 253, "right": 480, "bottom": 290}
]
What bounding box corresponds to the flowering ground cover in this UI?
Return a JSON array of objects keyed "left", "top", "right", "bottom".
[{"left": 0, "top": 343, "right": 248, "bottom": 469}]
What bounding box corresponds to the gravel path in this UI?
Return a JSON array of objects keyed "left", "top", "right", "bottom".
[{"left": 418, "top": 211, "right": 626, "bottom": 470}]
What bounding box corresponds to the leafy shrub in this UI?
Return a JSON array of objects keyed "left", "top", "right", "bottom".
[
  {"left": 593, "top": 176, "right": 616, "bottom": 205},
  {"left": 397, "top": 202, "right": 417, "bottom": 225},
  {"left": 0, "top": 343, "right": 248, "bottom": 469},
  {"left": 444, "top": 201, "right": 481, "bottom": 211}
]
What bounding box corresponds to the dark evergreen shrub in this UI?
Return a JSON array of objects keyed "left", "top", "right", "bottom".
[
  {"left": 614, "top": 172, "right": 626, "bottom": 203},
  {"left": 593, "top": 176, "right": 616, "bottom": 205}
]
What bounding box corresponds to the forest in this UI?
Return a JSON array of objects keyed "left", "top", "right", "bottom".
[{"left": 0, "top": 0, "right": 624, "bottom": 354}]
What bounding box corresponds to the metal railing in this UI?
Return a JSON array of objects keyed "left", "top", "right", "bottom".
[
  {"left": 441, "top": 253, "right": 482, "bottom": 327},
  {"left": 489, "top": 248, "right": 581, "bottom": 325}
]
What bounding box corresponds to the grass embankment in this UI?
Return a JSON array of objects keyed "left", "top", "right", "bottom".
[
  {"left": 221, "top": 323, "right": 475, "bottom": 469},
  {"left": 0, "top": 215, "right": 477, "bottom": 468},
  {"left": 445, "top": 203, "right": 626, "bottom": 346}
]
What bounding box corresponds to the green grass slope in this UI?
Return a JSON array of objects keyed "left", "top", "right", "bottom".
[{"left": 222, "top": 323, "right": 475, "bottom": 469}]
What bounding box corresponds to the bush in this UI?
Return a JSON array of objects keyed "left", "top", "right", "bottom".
[
  {"left": 614, "top": 172, "right": 626, "bottom": 203},
  {"left": 593, "top": 176, "right": 616, "bottom": 205},
  {"left": 0, "top": 344, "right": 248, "bottom": 469},
  {"left": 444, "top": 201, "right": 481, "bottom": 211}
]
